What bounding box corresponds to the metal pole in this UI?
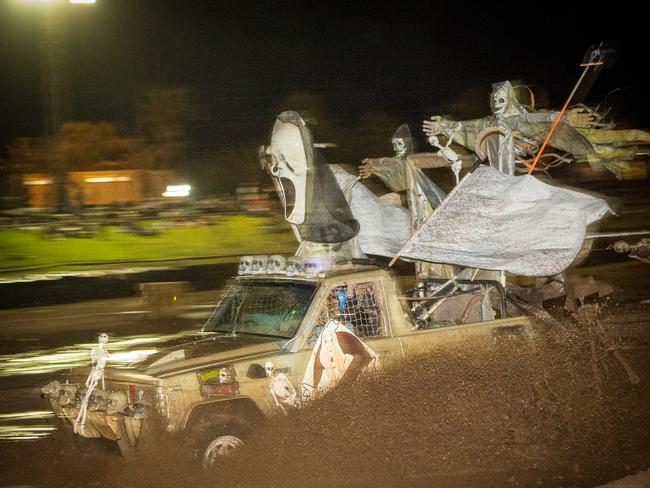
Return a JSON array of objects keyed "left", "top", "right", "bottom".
[{"left": 41, "top": 5, "right": 68, "bottom": 210}]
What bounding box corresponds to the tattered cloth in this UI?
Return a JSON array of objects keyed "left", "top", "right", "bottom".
[{"left": 399, "top": 165, "right": 611, "bottom": 276}]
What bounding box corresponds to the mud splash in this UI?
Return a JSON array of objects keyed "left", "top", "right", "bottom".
[{"left": 19, "top": 310, "right": 650, "bottom": 488}]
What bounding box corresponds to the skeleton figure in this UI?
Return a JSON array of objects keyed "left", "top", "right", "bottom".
[
  {"left": 265, "top": 360, "right": 300, "bottom": 414},
  {"left": 428, "top": 134, "right": 463, "bottom": 184},
  {"left": 359, "top": 124, "right": 454, "bottom": 279},
  {"left": 611, "top": 239, "right": 650, "bottom": 264},
  {"left": 74, "top": 333, "right": 111, "bottom": 433},
  {"left": 423, "top": 80, "right": 650, "bottom": 178}
]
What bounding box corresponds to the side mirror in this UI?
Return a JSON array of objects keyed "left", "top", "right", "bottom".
[{"left": 246, "top": 363, "right": 267, "bottom": 379}]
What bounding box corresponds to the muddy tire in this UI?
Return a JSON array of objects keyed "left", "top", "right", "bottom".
[{"left": 183, "top": 413, "right": 248, "bottom": 470}]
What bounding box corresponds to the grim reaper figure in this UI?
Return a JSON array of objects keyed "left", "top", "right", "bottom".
[
  {"left": 358, "top": 124, "right": 457, "bottom": 278},
  {"left": 423, "top": 80, "right": 650, "bottom": 178}
]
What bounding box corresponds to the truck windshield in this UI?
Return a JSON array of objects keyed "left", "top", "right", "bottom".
[{"left": 203, "top": 281, "right": 317, "bottom": 338}]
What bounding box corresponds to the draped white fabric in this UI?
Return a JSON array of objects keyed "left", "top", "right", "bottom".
[{"left": 399, "top": 166, "right": 611, "bottom": 276}]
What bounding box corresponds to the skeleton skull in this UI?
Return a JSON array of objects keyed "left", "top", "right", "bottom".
[
  {"left": 250, "top": 255, "right": 268, "bottom": 275},
  {"left": 106, "top": 391, "right": 128, "bottom": 416},
  {"left": 302, "top": 257, "right": 333, "bottom": 277},
  {"left": 88, "top": 389, "right": 108, "bottom": 411},
  {"left": 392, "top": 139, "right": 407, "bottom": 157},
  {"left": 238, "top": 256, "right": 253, "bottom": 275},
  {"left": 98, "top": 333, "right": 109, "bottom": 345},
  {"left": 266, "top": 255, "right": 286, "bottom": 274},
  {"left": 41, "top": 380, "right": 61, "bottom": 398},
  {"left": 219, "top": 367, "right": 234, "bottom": 384},
  {"left": 75, "top": 387, "right": 87, "bottom": 405},
  {"left": 490, "top": 81, "right": 524, "bottom": 119},
  {"left": 391, "top": 124, "right": 413, "bottom": 158},
  {"left": 264, "top": 361, "right": 274, "bottom": 377},
  {"left": 59, "top": 384, "right": 78, "bottom": 407},
  {"left": 286, "top": 257, "right": 304, "bottom": 276}
]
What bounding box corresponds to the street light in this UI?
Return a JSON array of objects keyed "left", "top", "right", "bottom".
[
  {"left": 17, "top": 1, "right": 95, "bottom": 4},
  {"left": 19, "top": 0, "right": 96, "bottom": 210}
]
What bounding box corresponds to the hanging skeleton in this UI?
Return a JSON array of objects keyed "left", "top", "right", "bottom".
[
  {"left": 265, "top": 361, "right": 300, "bottom": 415},
  {"left": 74, "top": 333, "right": 111, "bottom": 433},
  {"left": 427, "top": 134, "right": 463, "bottom": 185}
]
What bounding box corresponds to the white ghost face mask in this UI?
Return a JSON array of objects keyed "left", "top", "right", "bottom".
[{"left": 266, "top": 119, "right": 310, "bottom": 225}]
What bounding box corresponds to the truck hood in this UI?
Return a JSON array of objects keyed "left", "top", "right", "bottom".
[
  {"left": 139, "top": 332, "right": 283, "bottom": 376},
  {"left": 62, "top": 332, "right": 284, "bottom": 384}
]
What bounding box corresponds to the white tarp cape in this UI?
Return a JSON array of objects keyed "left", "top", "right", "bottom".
[{"left": 398, "top": 165, "right": 611, "bottom": 276}]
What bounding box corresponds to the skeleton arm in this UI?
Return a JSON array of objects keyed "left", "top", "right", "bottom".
[
  {"left": 358, "top": 157, "right": 409, "bottom": 192},
  {"left": 422, "top": 116, "right": 484, "bottom": 152}
]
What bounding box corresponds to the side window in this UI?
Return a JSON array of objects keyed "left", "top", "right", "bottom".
[{"left": 308, "top": 281, "right": 385, "bottom": 345}]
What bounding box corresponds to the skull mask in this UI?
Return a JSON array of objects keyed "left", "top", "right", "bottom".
[
  {"left": 391, "top": 124, "right": 413, "bottom": 158},
  {"left": 251, "top": 255, "right": 268, "bottom": 275},
  {"left": 490, "top": 81, "right": 525, "bottom": 119},
  {"left": 238, "top": 256, "right": 253, "bottom": 275},
  {"left": 219, "top": 367, "right": 234, "bottom": 384},
  {"left": 264, "top": 361, "right": 274, "bottom": 377},
  {"left": 265, "top": 112, "right": 314, "bottom": 225},
  {"left": 59, "top": 384, "right": 78, "bottom": 407},
  {"left": 286, "top": 257, "right": 304, "bottom": 276},
  {"left": 75, "top": 387, "right": 87, "bottom": 405},
  {"left": 266, "top": 255, "right": 286, "bottom": 274},
  {"left": 88, "top": 389, "right": 108, "bottom": 411},
  {"left": 106, "top": 391, "right": 128, "bottom": 416},
  {"left": 41, "top": 380, "right": 61, "bottom": 398},
  {"left": 303, "top": 260, "right": 318, "bottom": 278},
  {"left": 303, "top": 257, "right": 333, "bottom": 277}
]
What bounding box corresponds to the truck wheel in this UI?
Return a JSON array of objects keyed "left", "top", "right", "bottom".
[
  {"left": 201, "top": 434, "right": 244, "bottom": 469},
  {"left": 184, "top": 413, "right": 248, "bottom": 470}
]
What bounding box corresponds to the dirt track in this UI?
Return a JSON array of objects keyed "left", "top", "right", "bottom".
[{"left": 13, "top": 302, "right": 647, "bottom": 488}]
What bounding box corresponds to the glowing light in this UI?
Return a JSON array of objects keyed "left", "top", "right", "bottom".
[
  {"left": 23, "top": 178, "right": 53, "bottom": 186},
  {"left": 17, "top": 0, "right": 60, "bottom": 4},
  {"left": 69, "top": 0, "right": 96, "bottom": 3},
  {"left": 84, "top": 176, "right": 132, "bottom": 183},
  {"left": 163, "top": 184, "right": 191, "bottom": 198}
]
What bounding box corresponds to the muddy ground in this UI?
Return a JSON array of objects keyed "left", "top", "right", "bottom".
[{"left": 5, "top": 301, "right": 647, "bottom": 488}]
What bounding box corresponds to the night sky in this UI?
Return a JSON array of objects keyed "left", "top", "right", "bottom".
[{"left": 1, "top": 1, "right": 647, "bottom": 162}]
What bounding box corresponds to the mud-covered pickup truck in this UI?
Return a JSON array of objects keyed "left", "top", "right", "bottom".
[{"left": 42, "top": 259, "right": 533, "bottom": 468}]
